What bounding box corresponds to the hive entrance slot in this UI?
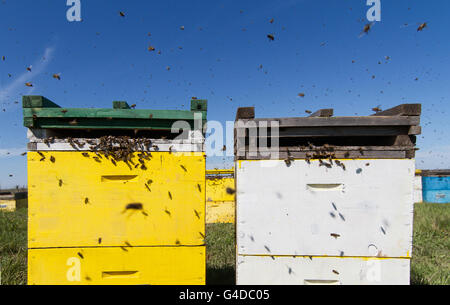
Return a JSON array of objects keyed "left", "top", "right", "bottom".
[
  {"left": 101, "top": 175, "right": 138, "bottom": 182},
  {"left": 304, "top": 279, "right": 341, "bottom": 285},
  {"left": 307, "top": 184, "right": 343, "bottom": 191},
  {"left": 102, "top": 271, "right": 139, "bottom": 278}
]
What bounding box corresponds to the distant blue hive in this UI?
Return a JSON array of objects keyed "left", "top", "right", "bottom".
[{"left": 422, "top": 171, "right": 450, "bottom": 203}]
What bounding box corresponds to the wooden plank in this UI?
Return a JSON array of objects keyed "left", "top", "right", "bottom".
[
  {"left": 235, "top": 107, "right": 255, "bottom": 121},
  {"left": 23, "top": 108, "right": 205, "bottom": 120},
  {"left": 413, "top": 175, "right": 423, "bottom": 203},
  {"left": 420, "top": 169, "right": 450, "bottom": 176},
  {"left": 27, "top": 151, "right": 206, "bottom": 248},
  {"left": 237, "top": 256, "right": 410, "bottom": 285},
  {"left": 238, "top": 116, "right": 420, "bottom": 127},
  {"left": 28, "top": 142, "right": 203, "bottom": 152},
  {"left": 22, "top": 96, "right": 207, "bottom": 130},
  {"left": 27, "top": 143, "right": 37, "bottom": 151},
  {"left": 236, "top": 145, "right": 416, "bottom": 160},
  {"left": 308, "top": 109, "right": 334, "bottom": 117},
  {"left": 236, "top": 126, "right": 411, "bottom": 138},
  {"left": 27, "top": 135, "right": 204, "bottom": 152},
  {"left": 29, "top": 246, "right": 205, "bottom": 285},
  {"left": 23, "top": 111, "right": 207, "bottom": 130},
  {"left": 0, "top": 194, "right": 14, "bottom": 200},
  {"left": 24, "top": 119, "right": 196, "bottom": 130},
  {"left": 237, "top": 150, "right": 408, "bottom": 160},
  {"left": 408, "top": 126, "right": 421, "bottom": 135},
  {"left": 405, "top": 149, "right": 416, "bottom": 159},
  {"left": 393, "top": 135, "right": 415, "bottom": 146},
  {"left": 206, "top": 169, "right": 234, "bottom": 176},
  {"left": 27, "top": 132, "right": 204, "bottom": 143},
  {"left": 239, "top": 145, "right": 415, "bottom": 152},
  {"left": 190, "top": 99, "right": 208, "bottom": 111},
  {"left": 23, "top": 96, "right": 60, "bottom": 108},
  {"left": 372, "top": 104, "right": 421, "bottom": 116},
  {"left": 113, "top": 101, "right": 130, "bottom": 109},
  {"left": 206, "top": 201, "right": 235, "bottom": 224}
]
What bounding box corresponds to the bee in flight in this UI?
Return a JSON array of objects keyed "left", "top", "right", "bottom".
[{"left": 417, "top": 22, "right": 427, "bottom": 31}]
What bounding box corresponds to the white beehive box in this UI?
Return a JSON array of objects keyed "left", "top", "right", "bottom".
[
  {"left": 235, "top": 159, "right": 414, "bottom": 285},
  {"left": 234, "top": 105, "right": 421, "bottom": 285},
  {"left": 413, "top": 174, "right": 423, "bottom": 203},
  {"left": 237, "top": 256, "right": 410, "bottom": 285}
]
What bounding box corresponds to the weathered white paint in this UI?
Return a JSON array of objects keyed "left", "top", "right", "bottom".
[
  {"left": 413, "top": 176, "right": 423, "bottom": 203},
  {"left": 236, "top": 159, "right": 415, "bottom": 258},
  {"left": 27, "top": 129, "right": 205, "bottom": 152},
  {"left": 236, "top": 255, "right": 410, "bottom": 285},
  {"left": 27, "top": 129, "right": 205, "bottom": 143},
  {"left": 29, "top": 142, "right": 203, "bottom": 152}
]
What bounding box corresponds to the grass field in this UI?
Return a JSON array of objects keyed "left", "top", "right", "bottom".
[
  {"left": 410, "top": 203, "right": 450, "bottom": 285},
  {"left": 1, "top": 203, "right": 448, "bottom": 285},
  {"left": 0, "top": 207, "right": 27, "bottom": 285}
]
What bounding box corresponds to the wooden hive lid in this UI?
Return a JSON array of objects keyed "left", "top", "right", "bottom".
[
  {"left": 22, "top": 95, "right": 207, "bottom": 133},
  {"left": 234, "top": 104, "right": 422, "bottom": 160}
]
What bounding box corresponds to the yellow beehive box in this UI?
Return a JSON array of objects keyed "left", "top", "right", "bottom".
[
  {"left": 28, "top": 246, "right": 205, "bottom": 285},
  {"left": 27, "top": 150, "right": 206, "bottom": 285},
  {"left": 28, "top": 151, "right": 205, "bottom": 248},
  {"left": 24, "top": 96, "right": 208, "bottom": 285}
]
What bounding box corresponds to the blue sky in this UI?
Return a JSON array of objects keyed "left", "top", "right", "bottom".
[{"left": 0, "top": 0, "right": 449, "bottom": 188}]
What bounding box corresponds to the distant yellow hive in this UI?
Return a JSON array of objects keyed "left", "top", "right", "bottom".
[
  {"left": 0, "top": 197, "right": 15, "bottom": 212},
  {"left": 205, "top": 169, "right": 235, "bottom": 224}
]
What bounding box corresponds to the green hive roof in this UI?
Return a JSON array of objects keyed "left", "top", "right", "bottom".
[{"left": 22, "top": 95, "right": 207, "bottom": 132}]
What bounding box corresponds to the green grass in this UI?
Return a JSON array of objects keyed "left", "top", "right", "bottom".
[
  {"left": 205, "top": 223, "right": 235, "bottom": 285},
  {"left": 0, "top": 204, "right": 448, "bottom": 285},
  {"left": 411, "top": 203, "right": 450, "bottom": 285},
  {"left": 0, "top": 207, "right": 27, "bottom": 285}
]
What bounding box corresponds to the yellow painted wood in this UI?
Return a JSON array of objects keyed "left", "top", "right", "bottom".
[
  {"left": 27, "top": 151, "right": 205, "bottom": 248},
  {"left": 206, "top": 201, "right": 235, "bottom": 224},
  {"left": 28, "top": 246, "right": 205, "bottom": 285},
  {"left": 206, "top": 168, "right": 234, "bottom": 175},
  {"left": 0, "top": 199, "right": 16, "bottom": 212},
  {"left": 206, "top": 177, "right": 235, "bottom": 203},
  {"left": 205, "top": 175, "right": 235, "bottom": 223}
]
